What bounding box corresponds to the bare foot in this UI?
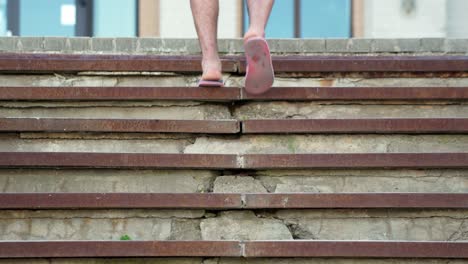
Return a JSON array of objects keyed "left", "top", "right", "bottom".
[
  {"left": 243, "top": 28, "right": 265, "bottom": 43},
  {"left": 201, "top": 59, "right": 222, "bottom": 81}
]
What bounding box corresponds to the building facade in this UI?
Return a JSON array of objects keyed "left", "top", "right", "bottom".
[{"left": 1, "top": 0, "right": 467, "bottom": 38}]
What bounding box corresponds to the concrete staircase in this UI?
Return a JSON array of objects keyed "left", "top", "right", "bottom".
[{"left": 0, "top": 37, "right": 467, "bottom": 263}]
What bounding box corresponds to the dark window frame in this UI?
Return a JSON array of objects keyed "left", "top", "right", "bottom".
[
  {"left": 7, "top": 0, "right": 20, "bottom": 35},
  {"left": 76, "top": 0, "right": 93, "bottom": 36}
]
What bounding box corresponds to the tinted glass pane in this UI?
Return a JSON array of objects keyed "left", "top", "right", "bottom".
[
  {"left": 0, "top": 0, "right": 6, "bottom": 36},
  {"left": 20, "top": 0, "right": 75, "bottom": 36},
  {"left": 93, "top": 0, "right": 136, "bottom": 37},
  {"left": 301, "top": 0, "right": 351, "bottom": 38},
  {"left": 244, "top": 0, "right": 294, "bottom": 38}
]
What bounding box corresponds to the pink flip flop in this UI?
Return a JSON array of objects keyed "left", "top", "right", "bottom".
[
  {"left": 197, "top": 79, "right": 224, "bottom": 87},
  {"left": 244, "top": 37, "right": 274, "bottom": 94}
]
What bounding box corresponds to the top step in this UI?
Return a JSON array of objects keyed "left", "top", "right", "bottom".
[
  {"left": 1, "top": 37, "right": 468, "bottom": 55},
  {"left": 1, "top": 38, "right": 468, "bottom": 73},
  {"left": 1, "top": 53, "right": 468, "bottom": 73}
]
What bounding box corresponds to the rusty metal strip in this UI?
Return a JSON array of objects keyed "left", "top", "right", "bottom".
[
  {"left": 0, "top": 86, "right": 241, "bottom": 101},
  {"left": 0, "top": 241, "right": 241, "bottom": 258},
  {"left": 0, "top": 152, "right": 238, "bottom": 169},
  {"left": 0, "top": 53, "right": 238, "bottom": 72},
  {"left": 1, "top": 153, "right": 467, "bottom": 169},
  {"left": 0, "top": 193, "right": 242, "bottom": 209},
  {"left": 0, "top": 118, "right": 240, "bottom": 134},
  {"left": 238, "top": 55, "right": 468, "bottom": 73},
  {"left": 244, "top": 241, "right": 468, "bottom": 258},
  {"left": 2, "top": 54, "right": 468, "bottom": 73},
  {"left": 243, "top": 153, "right": 468, "bottom": 169},
  {"left": 1, "top": 193, "right": 466, "bottom": 210},
  {"left": 241, "top": 87, "right": 468, "bottom": 100},
  {"left": 1, "top": 86, "right": 468, "bottom": 101},
  {"left": 245, "top": 193, "right": 468, "bottom": 209},
  {"left": 242, "top": 119, "right": 468, "bottom": 134}
]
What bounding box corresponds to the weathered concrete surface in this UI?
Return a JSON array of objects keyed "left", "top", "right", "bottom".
[
  {"left": 0, "top": 210, "right": 203, "bottom": 240},
  {"left": 0, "top": 138, "right": 190, "bottom": 153},
  {"left": 184, "top": 135, "right": 468, "bottom": 154},
  {"left": 170, "top": 219, "right": 202, "bottom": 240},
  {"left": 0, "top": 210, "right": 205, "bottom": 219},
  {"left": 3, "top": 74, "right": 468, "bottom": 89},
  {"left": 200, "top": 211, "right": 293, "bottom": 240},
  {"left": 0, "top": 104, "right": 232, "bottom": 120},
  {"left": 8, "top": 134, "right": 468, "bottom": 154},
  {"left": 274, "top": 210, "right": 468, "bottom": 241},
  {"left": 2, "top": 37, "right": 468, "bottom": 54},
  {"left": 3, "top": 209, "right": 454, "bottom": 241},
  {"left": 255, "top": 169, "right": 468, "bottom": 193},
  {"left": 0, "top": 169, "right": 216, "bottom": 193},
  {"left": 235, "top": 103, "right": 468, "bottom": 120},
  {"left": 213, "top": 176, "right": 267, "bottom": 193}
]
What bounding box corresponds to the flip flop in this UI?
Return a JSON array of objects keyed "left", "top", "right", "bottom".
[
  {"left": 244, "top": 37, "right": 274, "bottom": 95},
  {"left": 197, "top": 79, "right": 224, "bottom": 87}
]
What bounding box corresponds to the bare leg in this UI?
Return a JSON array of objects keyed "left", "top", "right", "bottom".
[
  {"left": 190, "top": 0, "right": 222, "bottom": 81},
  {"left": 244, "top": 0, "right": 274, "bottom": 41}
]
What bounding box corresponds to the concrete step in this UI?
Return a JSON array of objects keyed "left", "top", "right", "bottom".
[
  {"left": 0, "top": 241, "right": 467, "bottom": 258},
  {"left": 1, "top": 42, "right": 467, "bottom": 261},
  {"left": 1, "top": 169, "right": 465, "bottom": 193},
  {"left": 0, "top": 209, "right": 466, "bottom": 241}
]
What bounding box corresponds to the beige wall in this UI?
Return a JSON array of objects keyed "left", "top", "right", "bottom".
[
  {"left": 158, "top": 0, "right": 241, "bottom": 38},
  {"left": 363, "top": 0, "right": 447, "bottom": 38},
  {"left": 446, "top": 0, "right": 468, "bottom": 37}
]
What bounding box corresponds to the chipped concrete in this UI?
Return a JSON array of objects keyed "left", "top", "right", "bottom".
[
  {"left": 255, "top": 169, "right": 468, "bottom": 193},
  {"left": 274, "top": 209, "right": 468, "bottom": 241},
  {"left": 0, "top": 105, "right": 232, "bottom": 120},
  {"left": 200, "top": 211, "right": 293, "bottom": 240},
  {"left": 213, "top": 176, "right": 267, "bottom": 193},
  {"left": 1, "top": 217, "right": 173, "bottom": 240},
  {"left": 183, "top": 135, "right": 468, "bottom": 154},
  {"left": 234, "top": 103, "right": 468, "bottom": 120},
  {"left": 0, "top": 138, "right": 190, "bottom": 153}
]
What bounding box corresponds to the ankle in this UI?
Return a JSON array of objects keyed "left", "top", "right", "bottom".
[{"left": 243, "top": 28, "right": 265, "bottom": 42}]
